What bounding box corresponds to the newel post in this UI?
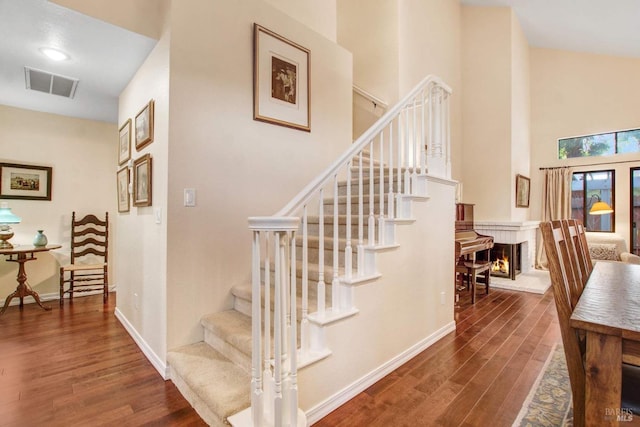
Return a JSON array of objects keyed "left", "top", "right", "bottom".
[{"left": 248, "top": 216, "right": 304, "bottom": 427}]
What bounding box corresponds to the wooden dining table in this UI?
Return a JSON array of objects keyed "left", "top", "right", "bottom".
[{"left": 570, "top": 261, "right": 640, "bottom": 426}]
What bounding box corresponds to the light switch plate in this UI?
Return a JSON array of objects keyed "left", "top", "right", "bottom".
[{"left": 184, "top": 188, "right": 196, "bottom": 207}]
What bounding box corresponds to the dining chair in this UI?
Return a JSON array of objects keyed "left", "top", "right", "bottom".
[
  {"left": 541, "top": 220, "right": 640, "bottom": 426},
  {"left": 59, "top": 212, "right": 109, "bottom": 306},
  {"left": 561, "top": 219, "right": 590, "bottom": 292}
]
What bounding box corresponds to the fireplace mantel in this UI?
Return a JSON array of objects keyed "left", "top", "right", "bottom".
[
  {"left": 474, "top": 220, "right": 540, "bottom": 231},
  {"left": 471, "top": 220, "right": 540, "bottom": 277}
]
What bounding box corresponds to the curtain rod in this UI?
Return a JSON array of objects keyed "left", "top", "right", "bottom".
[{"left": 540, "top": 158, "right": 640, "bottom": 170}]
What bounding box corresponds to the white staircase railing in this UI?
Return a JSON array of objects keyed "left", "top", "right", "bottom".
[{"left": 247, "top": 75, "right": 452, "bottom": 426}]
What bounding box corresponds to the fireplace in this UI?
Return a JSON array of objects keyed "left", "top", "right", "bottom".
[
  {"left": 487, "top": 243, "right": 521, "bottom": 280},
  {"left": 471, "top": 220, "right": 539, "bottom": 284}
]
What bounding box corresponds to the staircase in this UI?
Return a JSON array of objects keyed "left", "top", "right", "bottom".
[{"left": 168, "top": 75, "right": 453, "bottom": 426}]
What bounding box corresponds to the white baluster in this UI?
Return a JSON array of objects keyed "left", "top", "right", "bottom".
[
  {"left": 412, "top": 96, "right": 417, "bottom": 180},
  {"left": 357, "top": 153, "right": 364, "bottom": 275},
  {"left": 388, "top": 122, "right": 395, "bottom": 220},
  {"left": 317, "top": 190, "right": 325, "bottom": 315},
  {"left": 368, "top": 141, "right": 375, "bottom": 246},
  {"left": 421, "top": 89, "right": 426, "bottom": 175},
  {"left": 273, "top": 233, "right": 283, "bottom": 427},
  {"left": 332, "top": 174, "right": 339, "bottom": 310},
  {"left": 345, "top": 160, "right": 353, "bottom": 282},
  {"left": 264, "top": 232, "right": 271, "bottom": 381},
  {"left": 404, "top": 106, "right": 410, "bottom": 194},
  {"left": 397, "top": 113, "right": 403, "bottom": 201},
  {"left": 251, "top": 230, "right": 263, "bottom": 426},
  {"left": 446, "top": 92, "right": 451, "bottom": 178},
  {"left": 289, "top": 230, "right": 298, "bottom": 427},
  {"left": 428, "top": 85, "right": 433, "bottom": 175},
  {"left": 301, "top": 206, "right": 309, "bottom": 355},
  {"left": 378, "top": 132, "right": 385, "bottom": 245}
]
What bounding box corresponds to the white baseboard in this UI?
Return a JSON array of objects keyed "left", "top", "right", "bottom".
[
  {"left": 5, "top": 285, "right": 117, "bottom": 306},
  {"left": 114, "top": 307, "right": 169, "bottom": 379},
  {"left": 305, "top": 320, "right": 456, "bottom": 424}
]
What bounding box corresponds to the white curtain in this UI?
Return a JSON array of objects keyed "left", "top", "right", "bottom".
[{"left": 536, "top": 167, "right": 573, "bottom": 269}]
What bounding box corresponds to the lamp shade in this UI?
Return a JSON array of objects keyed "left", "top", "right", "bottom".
[
  {"left": 589, "top": 200, "right": 614, "bottom": 215},
  {"left": 0, "top": 202, "right": 21, "bottom": 224}
]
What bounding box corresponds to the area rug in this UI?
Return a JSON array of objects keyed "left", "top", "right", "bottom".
[{"left": 513, "top": 343, "right": 573, "bottom": 426}]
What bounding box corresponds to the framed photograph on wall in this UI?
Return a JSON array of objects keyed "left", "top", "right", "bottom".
[
  {"left": 135, "top": 99, "right": 154, "bottom": 150},
  {"left": 133, "top": 154, "right": 152, "bottom": 207},
  {"left": 118, "top": 119, "right": 132, "bottom": 165},
  {"left": 116, "top": 166, "right": 130, "bottom": 213},
  {"left": 253, "top": 23, "right": 310, "bottom": 132},
  {"left": 516, "top": 174, "right": 530, "bottom": 208},
  {"left": 0, "top": 162, "right": 52, "bottom": 201}
]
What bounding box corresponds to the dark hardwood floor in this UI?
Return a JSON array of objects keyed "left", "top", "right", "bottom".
[
  {"left": 0, "top": 286, "right": 558, "bottom": 426},
  {"left": 315, "top": 286, "right": 560, "bottom": 427},
  {"left": 0, "top": 293, "right": 206, "bottom": 427}
]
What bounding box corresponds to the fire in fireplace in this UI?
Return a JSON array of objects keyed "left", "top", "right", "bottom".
[{"left": 479, "top": 243, "right": 521, "bottom": 280}]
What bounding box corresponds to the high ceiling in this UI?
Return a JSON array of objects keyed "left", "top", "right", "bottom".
[
  {"left": 461, "top": 0, "right": 640, "bottom": 58},
  {"left": 0, "top": 1, "right": 637, "bottom": 124},
  {"left": 0, "top": 0, "right": 156, "bottom": 123}
]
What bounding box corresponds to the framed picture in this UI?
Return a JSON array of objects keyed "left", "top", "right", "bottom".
[
  {"left": 516, "top": 174, "right": 530, "bottom": 208},
  {"left": 133, "top": 154, "right": 152, "bottom": 207},
  {"left": 118, "top": 119, "right": 132, "bottom": 165},
  {"left": 116, "top": 166, "right": 130, "bottom": 213},
  {"left": 253, "top": 24, "right": 310, "bottom": 132},
  {"left": 135, "top": 100, "right": 154, "bottom": 150},
  {"left": 0, "top": 162, "right": 52, "bottom": 201}
]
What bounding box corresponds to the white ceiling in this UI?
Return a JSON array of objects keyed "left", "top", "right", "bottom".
[
  {"left": 0, "top": 0, "right": 156, "bottom": 123},
  {"left": 461, "top": 0, "right": 640, "bottom": 58},
  {"left": 0, "top": 1, "right": 637, "bottom": 124}
]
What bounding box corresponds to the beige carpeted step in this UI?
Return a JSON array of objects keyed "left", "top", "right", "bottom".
[
  {"left": 201, "top": 310, "right": 253, "bottom": 373},
  {"left": 168, "top": 342, "right": 250, "bottom": 427},
  {"left": 231, "top": 282, "right": 331, "bottom": 320}
]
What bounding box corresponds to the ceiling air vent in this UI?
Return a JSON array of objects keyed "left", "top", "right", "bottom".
[{"left": 24, "top": 67, "right": 79, "bottom": 98}]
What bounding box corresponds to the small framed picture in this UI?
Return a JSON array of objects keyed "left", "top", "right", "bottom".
[
  {"left": 253, "top": 24, "right": 310, "bottom": 132},
  {"left": 133, "top": 154, "right": 152, "bottom": 207},
  {"left": 135, "top": 100, "right": 154, "bottom": 150},
  {"left": 0, "top": 162, "right": 52, "bottom": 201},
  {"left": 116, "top": 166, "right": 130, "bottom": 213},
  {"left": 516, "top": 174, "right": 530, "bottom": 208},
  {"left": 118, "top": 119, "right": 132, "bottom": 165}
]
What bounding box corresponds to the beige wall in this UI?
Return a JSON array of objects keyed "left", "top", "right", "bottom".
[
  {"left": 461, "top": 6, "right": 512, "bottom": 220},
  {"left": 397, "top": 0, "right": 462, "bottom": 179},
  {"left": 0, "top": 105, "right": 116, "bottom": 303},
  {"left": 51, "top": 0, "right": 168, "bottom": 39},
  {"left": 337, "top": 0, "right": 400, "bottom": 105},
  {"left": 265, "top": 0, "right": 337, "bottom": 41},
  {"left": 510, "top": 11, "right": 531, "bottom": 221},
  {"left": 461, "top": 6, "right": 531, "bottom": 222},
  {"left": 530, "top": 48, "right": 640, "bottom": 245},
  {"left": 116, "top": 26, "right": 170, "bottom": 363},
  {"left": 337, "top": 0, "right": 462, "bottom": 172},
  {"left": 164, "top": 0, "right": 352, "bottom": 351}
]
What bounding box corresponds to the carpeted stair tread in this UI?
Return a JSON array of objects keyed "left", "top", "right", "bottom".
[
  {"left": 231, "top": 282, "right": 330, "bottom": 315},
  {"left": 201, "top": 310, "right": 253, "bottom": 358},
  {"left": 167, "top": 342, "right": 250, "bottom": 424}
]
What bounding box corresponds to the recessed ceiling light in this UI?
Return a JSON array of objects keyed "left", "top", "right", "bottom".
[{"left": 39, "top": 47, "right": 70, "bottom": 61}]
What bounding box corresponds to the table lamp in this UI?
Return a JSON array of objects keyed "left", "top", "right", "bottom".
[{"left": 0, "top": 202, "right": 21, "bottom": 249}]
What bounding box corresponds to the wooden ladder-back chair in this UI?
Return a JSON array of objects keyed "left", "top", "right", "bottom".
[
  {"left": 59, "top": 212, "right": 109, "bottom": 305},
  {"left": 541, "top": 220, "right": 640, "bottom": 426}
]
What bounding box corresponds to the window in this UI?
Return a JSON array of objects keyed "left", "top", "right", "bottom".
[
  {"left": 558, "top": 128, "right": 640, "bottom": 159},
  {"left": 571, "top": 170, "right": 615, "bottom": 232},
  {"left": 632, "top": 168, "right": 640, "bottom": 255}
]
